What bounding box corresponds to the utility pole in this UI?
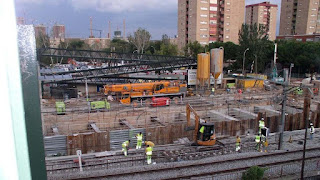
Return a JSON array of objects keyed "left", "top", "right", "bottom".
[
  {"left": 278, "top": 68, "right": 289, "bottom": 150},
  {"left": 301, "top": 87, "right": 311, "bottom": 179}
]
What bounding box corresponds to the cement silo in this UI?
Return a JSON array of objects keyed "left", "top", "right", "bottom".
[
  {"left": 210, "top": 48, "right": 224, "bottom": 79},
  {"left": 197, "top": 53, "right": 210, "bottom": 88}
]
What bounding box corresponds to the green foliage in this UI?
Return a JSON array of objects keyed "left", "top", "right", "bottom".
[
  {"left": 108, "top": 39, "right": 133, "bottom": 53},
  {"left": 277, "top": 40, "right": 320, "bottom": 74},
  {"left": 159, "top": 43, "right": 178, "bottom": 56},
  {"left": 184, "top": 41, "right": 205, "bottom": 58},
  {"left": 128, "top": 28, "right": 151, "bottom": 54},
  {"left": 68, "top": 40, "right": 86, "bottom": 49},
  {"left": 36, "top": 32, "right": 50, "bottom": 49},
  {"left": 242, "top": 166, "right": 266, "bottom": 180},
  {"left": 238, "top": 23, "right": 273, "bottom": 73}
]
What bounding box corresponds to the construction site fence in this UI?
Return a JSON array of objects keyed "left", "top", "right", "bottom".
[{"left": 198, "top": 159, "right": 320, "bottom": 180}]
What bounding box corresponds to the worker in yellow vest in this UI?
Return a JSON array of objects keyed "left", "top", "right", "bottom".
[
  {"left": 255, "top": 135, "right": 261, "bottom": 152},
  {"left": 144, "top": 141, "right": 155, "bottom": 150},
  {"left": 122, "top": 140, "right": 130, "bottom": 156},
  {"left": 236, "top": 136, "right": 241, "bottom": 152},
  {"left": 211, "top": 87, "right": 215, "bottom": 95},
  {"left": 136, "top": 132, "right": 143, "bottom": 149},
  {"left": 146, "top": 145, "right": 153, "bottom": 165},
  {"left": 199, "top": 125, "right": 205, "bottom": 140}
]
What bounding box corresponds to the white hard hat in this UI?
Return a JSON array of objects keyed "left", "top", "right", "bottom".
[
  {"left": 261, "top": 118, "right": 264, "bottom": 120},
  {"left": 310, "top": 123, "right": 313, "bottom": 126}
]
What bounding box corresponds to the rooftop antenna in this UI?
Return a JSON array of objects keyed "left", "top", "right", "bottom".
[
  {"left": 123, "top": 19, "right": 126, "bottom": 39},
  {"left": 108, "top": 21, "right": 111, "bottom": 39},
  {"left": 90, "top": 17, "right": 93, "bottom": 38}
]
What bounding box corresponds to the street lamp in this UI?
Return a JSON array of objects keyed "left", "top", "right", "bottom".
[
  {"left": 242, "top": 48, "right": 249, "bottom": 76},
  {"left": 289, "top": 63, "right": 294, "bottom": 85}
]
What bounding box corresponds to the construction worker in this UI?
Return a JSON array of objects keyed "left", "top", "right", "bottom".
[
  {"left": 146, "top": 145, "right": 153, "bottom": 165},
  {"left": 199, "top": 125, "right": 205, "bottom": 140},
  {"left": 211, "top": 87, "right": 215, "bottom": 95},
  {"left": 255, "top": 135, "right": 261, "bottom": 152},
  {"left": 122, "top": 140, "right": 130, "bottom": 156},
  {"left": 144, "top": 141, "right": 155, "bottom": 150},
  {"left": 259, "top": 118, "right": 265, "bottom": 134},
  {"left": 310, "top": 123, "right": 315, "bottom": 140},
  {"left": 136, "top": 132, "right": 143, "bottom": 149},
  {"left": 236, "top": 136, "right": 241, "bottom": 152},
  {"left": 263, "top": 139, "right": 268, "bottom": 152}
]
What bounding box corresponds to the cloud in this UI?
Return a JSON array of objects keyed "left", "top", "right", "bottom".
[{"left": 69, "top": 0, "right": 177, "bottom": 13}]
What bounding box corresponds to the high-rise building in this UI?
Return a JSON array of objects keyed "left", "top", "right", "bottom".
[
  {"left": 178, "top": 0, "right": 245, "bottom": 50},
  {"left": 279, "top": 0, "right": 320, "bottom": 35},
  {"left": 34, "top": 25, "right": 47, "bottom": 38},
  {"left": 16, "top": 17, "right": 25, "bottom": 25},
  {"left": 52, "top": 24, "right": 65, "bottom": 39},
  {"left": 246, "top": 2, "right": 278, "bottom": 41}
]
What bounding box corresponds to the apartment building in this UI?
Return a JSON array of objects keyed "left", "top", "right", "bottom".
[
  {"left": 279, "top": 0, "right": 320, "bottom": 35},
  {"left": 178, "top": 0, "right": 245, "bottom": 50},
  {"left": 246, "top": 2, "right": 278, "bottom": 40},
  {"left": 34, "top": 25, "right": 47, "bottom": 39},
  {"left": 52, "top": 24, "right": 65, "bottom": 39}
]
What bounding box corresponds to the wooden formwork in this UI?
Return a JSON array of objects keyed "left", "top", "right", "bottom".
[{"left": 66, "top": 132, "right": 109, "bottom": 155}]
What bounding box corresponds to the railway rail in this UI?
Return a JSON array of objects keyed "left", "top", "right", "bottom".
[{"left": 57, "top": 147, "right": 320, "bottom": 180}]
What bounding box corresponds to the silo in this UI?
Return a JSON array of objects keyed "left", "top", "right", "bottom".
[
  {"left": 197, "top": 53, "right": 210, "bottom": 87},
  {"left": 210, "top": 48, "right": 224, "bottom": 79}
]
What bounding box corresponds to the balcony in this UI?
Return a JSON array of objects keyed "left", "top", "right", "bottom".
[
  {"left": 209, "top": 37, "right": 217, "bottom": 41},
  {"left": 209, "top": 31, "right": 216, "bottom": 35}
]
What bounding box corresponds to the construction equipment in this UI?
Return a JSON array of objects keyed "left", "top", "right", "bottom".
[
  {"left": 186, "top": 103, "right": 216, "bottom": 146},
  {"left": 150, "top": 97, "right": 170, "bottom": 107},
  {"left": 104, "top": 81, "right": 186, "bottom": 105},
  {"left": 55, "top": 101, "right": 66, "bottom": 115},
  {"left": 89, "top": 99, "right": 110, "bottom": 111}
]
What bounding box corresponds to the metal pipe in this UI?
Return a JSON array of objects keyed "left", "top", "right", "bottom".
[
  {"left": 279, "top": 68, "right": 289, "bottom": 150},
  {"left": 301, "top": 87, "right": 311, "bottom": 179},
  {"left": 242, "top": 48, "right": 249, "bottom": 76}
]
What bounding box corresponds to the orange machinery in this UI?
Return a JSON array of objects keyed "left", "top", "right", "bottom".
[
  {"left": 104, "top": 81, "right": 187, "bottom": 105},
  {"left": 186, "top": 103, "right": 216, "bottom": 146}
]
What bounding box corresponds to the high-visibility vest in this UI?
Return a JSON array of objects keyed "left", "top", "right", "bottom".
[
  {"left": 122, "top": 141, "right": 129, "bottom": 148},
  {"left": 212, "top": 88, "right": 215, "bottom": 92},
  {"left": 311, "top": 126, "right": 315, "bottom": 134},
  {"left": 199, "top": 126, "right": 205, "bottom": 133},
  {"left": 236, "top": 137, "right": 241, "bottom": 145},
  {"left": 146, "top": 147, "right": 152, "bottom": 155},
  {"left": 259, "top": 120, "right": 265, "bottom": 128},
  {"left": 255, "top": 136, "right": 260, "bottom": 143},
  {"left": 137, "top": 134, "right": 143, "bottom": 141}
]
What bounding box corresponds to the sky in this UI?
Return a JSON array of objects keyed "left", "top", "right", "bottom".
[{"left": 14, "top": 0, "right": 282, "bottom": 40}]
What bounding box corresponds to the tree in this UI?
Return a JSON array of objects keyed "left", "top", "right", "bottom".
[
  {"left": 36, "top": 31, "right": 50, "bottom": 49},
  {"left": 242, "top": 166, "right": 266, "bottom": 180},
  {"left": 159, "top": 43, "right": 178, "bottom": 56},
  {"left": 69, "top": 40, "right": 86, "bottom": 49},
  {"left": 238, "top": 23, "right": 273, "bottom": 74},
  {"left": 162, "top": 34, "right": 170, "bottom": 45},
  {"left": 184, "top": 41, "right": 205, "bottom": 58},
  {"left": 128, "top": 28, "right": 151, "bottom": 54}
]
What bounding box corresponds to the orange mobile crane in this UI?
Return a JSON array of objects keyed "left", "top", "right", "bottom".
[
  {"left": 186, "top": 103, "right": 216, "bottom": 146},
  {"left": 104, "top": 81, "right": 187, "bottom": 105}
]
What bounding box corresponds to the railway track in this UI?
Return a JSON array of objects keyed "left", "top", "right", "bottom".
[
  {"left": 45, "top": 135, "right": 307, "bottom": 175},
  {"left": 55, "top": 147, "right": 320, "bottom": 180}
]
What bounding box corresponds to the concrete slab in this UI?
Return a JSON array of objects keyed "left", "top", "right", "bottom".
[
  {"left": 232, "top": 108, "right": 258, "bottom": 118},
  {"left": 209, "top": 110, "right": 239, "bottom": 121}
]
